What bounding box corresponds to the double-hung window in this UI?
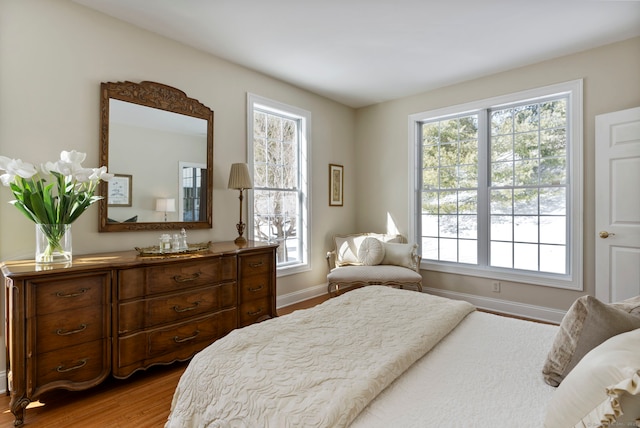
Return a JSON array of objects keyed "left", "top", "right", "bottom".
[
  {"left": 247, "top": 94, "right": 310, "bottom": 274},
  {"left": 409, "top": 80, "right": 583, "bottom": 290}
]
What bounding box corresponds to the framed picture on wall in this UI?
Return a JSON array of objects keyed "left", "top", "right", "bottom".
[
  {"left": 108, "top": 174, "right": 132, "bottom": 207},
  {"left": 329, "top": 164, "right": 343, "bottom": 206}
]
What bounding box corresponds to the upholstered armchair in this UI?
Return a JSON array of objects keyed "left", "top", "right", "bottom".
[{"left": 326, "top": 233, "right": 423, "bottom": 296}]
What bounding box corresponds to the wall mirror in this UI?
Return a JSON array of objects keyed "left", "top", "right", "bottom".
[{"left": 98, "top": 81, "right": 214, "bottom": 232}]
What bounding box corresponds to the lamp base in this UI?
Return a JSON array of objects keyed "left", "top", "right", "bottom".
[{"left": 234, "top": 235, "right": 247, "bottom": 246}]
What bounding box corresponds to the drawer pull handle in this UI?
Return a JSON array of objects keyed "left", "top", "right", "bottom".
[
  {"left": 249, "top": 261, "right": 264, "bottom": 268},
  {"left": 248, "top": 285, "right": 264, "bottom": 293},
  {"left": 56, "top": 323, "right": 87, "bottom": 336},
  {"left": 172, "top": 272, "right": 201, "bottom": 283},
  {"left": 56, "top": 358, "right": 88, "bottom": 373},
  {"left": 247, "top": 308, "right": 264, "bottom": 316},
  {"left": 174, "top": 330, "right": 200, "bottom": 343},
  {"left": 56, "top": 288, "right": 90, "bottom": 298},
  {"left": 173, "top": 301, "right": 201, "bottom": 313}
]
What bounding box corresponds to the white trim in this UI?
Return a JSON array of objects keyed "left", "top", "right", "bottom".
[
  {"left": 277, "top": 283, "right": 565, "bottom": 324},
  {"left": 0, "top": 370, "right": 5, "bottom": 394},
  {"left": 423, "top": 287, "right": 565, "bottom": 324},
  {"left": 247, "top": 93, "right": 312, "bottom": 272},
  {"left": 409, "top": 79, "right": 583, "bottom": 291},
  {"left": 276, "top": 283, "right": 327, "bottom": 309}
]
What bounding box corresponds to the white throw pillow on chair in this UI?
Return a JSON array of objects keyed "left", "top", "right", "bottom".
[{"left": 357, "top": 237, "right": 385, "bottom": 266}]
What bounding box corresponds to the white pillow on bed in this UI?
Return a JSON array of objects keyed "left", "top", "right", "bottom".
[{"left": 544, "top": 328, "right": 640, "bottom": 428}]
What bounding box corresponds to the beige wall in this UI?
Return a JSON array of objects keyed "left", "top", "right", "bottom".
[
  {"left": 354, "top": 37, "right": 640, "bottom": 313},
  {"left": 0, "top": 0, "right": 357, "bottom": 301}
]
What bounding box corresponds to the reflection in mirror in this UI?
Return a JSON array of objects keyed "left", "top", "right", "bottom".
[{"left": 99, "top": 81, "right": 213, "bottom": 232}]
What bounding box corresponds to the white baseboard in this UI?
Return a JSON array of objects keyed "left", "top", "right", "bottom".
[
  {"left": 276, "top": 283, "right": 327, "bottom": 309},
  {"left": 276, "top": 283, "right": 565, "bottom": 324},
  {"left": 0, "top": 370, "right": 5, "bottom": 394},
  {"left": 424, "top": 287, "right": 565, "bottom": 324}
]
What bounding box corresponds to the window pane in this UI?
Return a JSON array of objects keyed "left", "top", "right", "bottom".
[
  {"left": 422, "top": 214, "right": 438, "bottom": 236},
  {"left": 491, "top": 215, "right": 512, "bottom": 241},
  {"left": 423, "top": 145, "right": 439, "bottom": 168},
  {"left": 491, "top": 135, "right": 513, "bottom": 162},
  {"left": 540, "top": 158, "right": 566, "bottom": 185},
  {"left": 459, "top": 215, "right": 477, "bottom": 239},
  {"left": 514, "top": 243, "right": 538, "bottom": 271},
  {"left": 491, "top": 109, "right": 513, "bottom": 135},
  {"left": 514, "top": 188, "right": 538, "bottom": 215},
  {"left": 540, "top": 216, "right": 566, "bottom": 245},
  {"left": 514, "top": 132, "right": 538, "bottom": 160},
  {"left": 439, "top": 166, "right": 457, "bottom": 189},
  {"left": 514, "top": 104, "right": 539, "bottom": 133},
  {"left": 514, "top": 159, "right": 538, "bottom": 186},
  {"left": 541, "top": 129, "right": 566, "bottom": 158},
  {"left": 459, "top": 239, "right": 477, "bottom": 264},
  {"left": 490, "top": 242, "right": 513, "bottom": 268},
  {"left": 422, "top": 237, "right": 438, "bottom": 260},
  {"left": 540, "top": 187, "right": 565, "bottom": 215},
  {"left": 490, "top": 189, "right": 513, "bottom": 214},
  {"left": 514, "top": 216, "right": 538, "bottom": 243},
  {"left": 458, "top": 164, "right": 477, "bottom": 188},
  {"left": 458, "top": 191, "right": 477, "bottom": 214},
  {"left": 491, "top": 162, "right": 512, "bottom": 186},
  {"left": 540, "top": 245, "right": 566, "bottom": 274},
  {"left": 440, "top": 238, "right": 458, "bottom": 262},
  {"left": 439, "top": 215, "right": 457, "bottom": 238}
]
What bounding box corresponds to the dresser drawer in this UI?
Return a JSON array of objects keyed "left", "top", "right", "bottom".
[
  {"left": 32, "top": 339, "right": 109, "bottom": 390},
  {"left": 32, "top": 272, "right": 110, "bottom": 316},
  {"left": 118, "top": 282, "right": 237, "bottom": 333},
  {"left": 119, "top": 256, "right": 237, "bottom": 299},
  {"left": 239, "top": 275, "right": 270, "bottom": 303},
  {"left": 239, "top": 252, "right": 272, "bottom": 279},
  {"left": 35, "top": 306, "right": 107, "bottom": 354},
  {"left": 116, "top": 309, "right": 237, "bottom": 369},
  {"left": 239, "top": 298, "right": 271, "bottom": 327}
]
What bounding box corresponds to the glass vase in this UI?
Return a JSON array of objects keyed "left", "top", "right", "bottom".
[{"left": 35, "top": 224, "right": 72, "bottom": 264}]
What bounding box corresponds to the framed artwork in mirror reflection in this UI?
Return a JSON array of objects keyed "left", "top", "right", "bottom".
[{"left": 108, "top": 174, "right": 132, "bottom": 207}]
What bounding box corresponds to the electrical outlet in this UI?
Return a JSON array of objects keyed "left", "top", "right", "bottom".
[{"left": 492, "top": 281, "right": 501, "bottom": 293}]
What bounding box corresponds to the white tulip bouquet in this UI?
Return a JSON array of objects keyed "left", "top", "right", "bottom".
[{"left": 0, "top": 150, "right": 113, "bottom": 261}]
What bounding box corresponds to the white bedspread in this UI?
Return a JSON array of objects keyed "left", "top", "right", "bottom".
[
  {"left": 166, "top": 286, "right": 475, "bottom": 428},
  {"left": 350, "top": 310, "right": 559, "bottom": 428}
]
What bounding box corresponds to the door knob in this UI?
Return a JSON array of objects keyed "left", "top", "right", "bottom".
[{"left": 599, "top": 231, "right": 615, "bottom": 239}]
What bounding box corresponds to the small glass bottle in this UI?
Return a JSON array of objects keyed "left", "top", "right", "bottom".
[
  {"left": 180, "top": 228, "right": 188, "bottom": 250},
  {"left": 159, "top": 234, "right": 171, "bottom": 252},
  {"left": 172, "top": 233, "right": 181, "bottom": 251}
]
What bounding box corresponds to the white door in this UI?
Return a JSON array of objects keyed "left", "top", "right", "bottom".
[{"left": 595, "top": 106, "right": 640, "bottom": 302}]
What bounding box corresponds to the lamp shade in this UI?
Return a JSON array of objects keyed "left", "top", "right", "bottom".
[
  {"left": 155, "top": 198, "right": 176, "bottom": 212},
  {"left": 228, "top": 163, "right": 253, "bottom": 190}
]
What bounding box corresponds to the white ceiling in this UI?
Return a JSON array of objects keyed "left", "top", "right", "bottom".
[{"left": 74, "top": 0, "right": 640, "bottom": 108}]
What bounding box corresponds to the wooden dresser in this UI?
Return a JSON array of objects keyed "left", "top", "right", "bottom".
[{"left": 1, "top": 241, "right": 277, "bottom": 426}]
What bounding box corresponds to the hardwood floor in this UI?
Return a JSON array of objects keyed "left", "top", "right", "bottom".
[{"left": 0, "top": 296, "right": 329, "bottom": 427}]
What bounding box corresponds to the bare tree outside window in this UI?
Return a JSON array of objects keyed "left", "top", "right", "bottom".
[{"left": 252, "top": 110, "right": 301, "bottom": 265}]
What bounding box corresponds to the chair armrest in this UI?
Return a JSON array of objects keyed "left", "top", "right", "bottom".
[
  {"left": 412, "top": 252, "right": 422, "bottom": 272},
  {"left": 326, "top": 251, "right": 337, "bottom": 270}
]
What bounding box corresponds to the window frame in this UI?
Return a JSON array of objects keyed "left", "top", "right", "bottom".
[
  {"left": 247, "top": 93, "right": 311, "bottom": 276},
  {"left": 408, "top": 80, "right": 583, "bottom": 290}
]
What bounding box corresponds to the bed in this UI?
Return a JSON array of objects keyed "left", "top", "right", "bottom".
[{"left": 166, "top": 286, "right": 640, "bottom": 428}]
